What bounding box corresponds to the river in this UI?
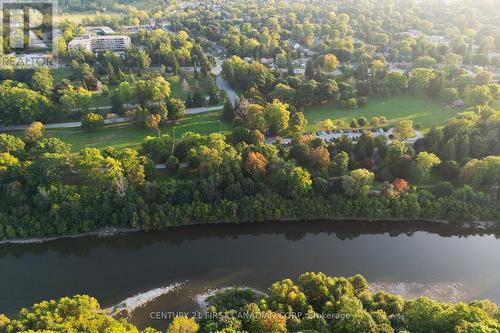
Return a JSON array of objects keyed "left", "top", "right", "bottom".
[{"left": 1, "top": 220, "right": 499, "bottom": 330}]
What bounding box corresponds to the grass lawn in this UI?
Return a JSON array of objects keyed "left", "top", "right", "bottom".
[
  {"left": 38, "top": 111, "right": 232, "bottom": 152},
  {"left": 304, "top": 95, "right": 459, "bottom": 131},
  {"left": 51, "top": 68, "right": 74, "bottom": 84},
  {"left": 167, "top": 75, "right": 208, "bottom": 100}
]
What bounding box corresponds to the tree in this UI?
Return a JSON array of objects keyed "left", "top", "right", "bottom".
[
  {"left": 145, "top": 114, "right": 162, "bottom": 137},
  {"left": 332, "top": 151, "right": 349, "bottom": 176},
  {"left": 310, "top": 147, "right": 331, "bottom": 172},
  {"left": 31, "top": 66, "right": 54, "bottom": 96},
  {"left": 475, "top": 70, "right": 493, "bottom": 85},
  {"left": 136, "top": 77, "right": 171, "bottom": 107},
  {"left": 410, "top": 152, "right": 441, "bottom": 184},
  {"left": 415, "top": 56, "right": 437, "bottom": 68},
  {"left": 393, "top": 120, "right": 414, "bottom": 139},
  {"left": 166, "top": 155, "right": 179, "bottom": 173},
  {"left": 167, "top": 98, "right": 186, "bottom": 121},
  {"left": 380, "top": 72, "right": 407, "bottom": 95},
  {"left": 392, "top": 178, "right": 409, "bottom": 193},
  {"left": 322, "top": 119, "right": 334, "bottom": 131},
  {"left": 461, "top": 156, "right": 500, "bottom": 193},
  {"left": 248, "top": 129, "right": 265, "bottom": 145},
  {"left": 0, "top": 80, "right": 52, "bottom": 124},
  {"left": 125, "top": 47, "right": 151, "bottom": 72},
  {"left": 167, "top": 316, "right": 199, "bottom": 333},
  {"left": 24, "top": 121, "right": 45, "bottom": 143},
  {"left": 404, "top": 297, "right": 444, "bottom": 333},
  {"left": 0, "top": 152, "right": 19, "bottom": 171},
  {"left": 289, "top": 112, "right": 308, "bottom": 132},
  {"left": 207, "top": 76, "right": 219, "bottom": 106},
  {"left": 357, "top": 117, "right": 368, "bottom": 127},
  {"left": 479, "top": 36, "right": 495, "bottom": 55},
  {"left": 117, "top": 81, "right": 132, "bottom": 103},
  {"left": 443, "top": 53, "right": 463, "bottom": 70},
  {"left": 323, "top": 53, "right": 339, "bottom": 72},
  {"left": 439, "top": 87, "right": 458, "bottom": 103},
  {"left": 31, "top": 137, "right": 71, "bottom": 155},
  {"left": 0, "top": 295, "right": 145, "bottom": 332},
  {"left": 264, "top": 99, "right": 290, "bottom": 135},
  {"left": 305, "top": 59, "right": 315, "bottom": 79},
  {"left": 81, "top": 113, "right": 105, "bottom": 130},
  {"left": 271, "top": 164, "right": 312, "bottom": 197},
  {"left": 223, "top": 98, "right": 234, "bottom": 120},
  {"left": 409, "top": 68, "right": 436, "bottom": 92},
  {"left": 0, "top": 133, "right": 25, "bottom": 154},
  {"left": 466, "top": 85, "right": 492, "bottom": 106},
  {"left": 244, "top": 151, "right": 267, "bottom": 175},
  {"left": 342, "top": 168, "right": 375, "bottom": 196}
]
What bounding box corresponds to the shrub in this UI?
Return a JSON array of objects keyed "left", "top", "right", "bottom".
[
  {"left": 166, "top": 155, "right": 180, "bottom": 173},
  {"left": 81, "top": 113, "right": 104, "bottom": 130}
]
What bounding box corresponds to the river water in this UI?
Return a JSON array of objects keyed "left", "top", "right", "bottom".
[{"left": 1, "top": 220, "right": 499, "bottom": 329}]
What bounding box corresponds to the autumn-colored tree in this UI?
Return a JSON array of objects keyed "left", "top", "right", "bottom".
[
  {"left": 310, "top": 147, "right": 331, "bottom": 172},
  {"left": 145, "top": 114, "right": 162, "bottom": 137},
  {"left": 24, "top": 121, "right": 45, "bottom": 143},
  {"left": 392, "top": 178, "right": 409, "bottom": 193},
  {"left": 244, "top": 151, "right": 268, "bottom": 175},
  {"left": 323, "top": 54, "right": 339, "bottom": 72}
]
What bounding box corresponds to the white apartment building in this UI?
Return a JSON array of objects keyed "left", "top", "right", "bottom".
[{"left": 68, "top": 34, "right": 131, "bottom": 53}]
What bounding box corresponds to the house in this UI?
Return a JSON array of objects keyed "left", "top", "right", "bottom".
[{"left": 260, "top": 57, "right": 274, "bottom": 65}]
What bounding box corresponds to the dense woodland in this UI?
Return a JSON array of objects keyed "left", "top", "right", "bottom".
[
  {"left": 1, "top": 109, "right": 500, "bottom": 239},
  {"left": 1, "top": 273, "right": 499, "bottom": 333}
]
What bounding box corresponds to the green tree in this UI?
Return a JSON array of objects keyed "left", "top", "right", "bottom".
[
  {"left": 167, "top": 98, "right": 186, "bottom": 121},
  {"left": 264, "top": 99, "right": 290, "bottom": 135},
  {"left": 0, "top": 133, "right": 25, "bottom": 154},
  {"left": 342, "top": 168, "right": 375, "bottom": 196},
  {"left": 31, "top": 66, "right": 54, "bottom": 96}
]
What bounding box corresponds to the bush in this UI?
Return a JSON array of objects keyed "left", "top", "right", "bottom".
[
  {"left": 81, "top": 113, "right": 104, "bottom": 130},
  {"left": 357, "top": 117, "right": 368, "bottom": 127},
  {"left": 433, "top": 182, "right": 454, "bottom": 198},
  {"left": 346, "top": 97, "right": 358, "bottom": 109},
  {"left": 357, "top": 96, "right": 368, "bottom": 106},
  {"left": 166, "top": 155, "right": 179, "bottom": 173},
  {"left": 439, "top": 87, "right": 458, "bottom": 104}
]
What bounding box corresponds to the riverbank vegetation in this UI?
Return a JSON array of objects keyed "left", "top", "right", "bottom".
[
  {"left": 1, "top": 107, "right": 500, "bottom": 239},
  {"left": 1, "top": 273, "right": 498, "bottom": 333}
]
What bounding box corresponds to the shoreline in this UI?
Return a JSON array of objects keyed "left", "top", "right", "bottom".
[{"left": 1, "top": 217, "right": 498, "bottom": 245}]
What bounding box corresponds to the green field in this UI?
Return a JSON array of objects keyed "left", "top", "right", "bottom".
[
  {"left": 304, "top": 95, "right": 459, "bottom": 131},
  {"left": 167, "top": 75, "right": 209, "bottom": 99},
  {"left": 38, "top": 111, "right": 232, "bottom": 152}
]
